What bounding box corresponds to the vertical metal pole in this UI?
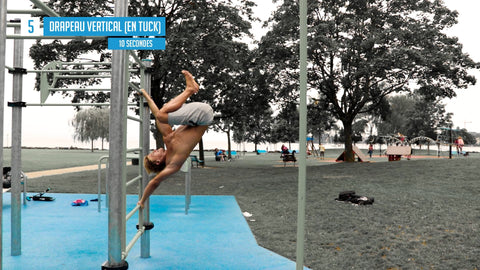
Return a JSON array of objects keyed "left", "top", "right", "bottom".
[
  {"left": 296, "top": 0, "right": 308, "bottom": 269},
  {"left": 0, "top": 0, "right": 8, "bottom": 268},
  {"left": 103, "top": 0, "right": 129, "bottom": 268},
  {"left": 449, "top": 125, "right": 452, "bottom": 159},
  {"left": 140, "top": 59, "right": 152, "bottom": 258},
  {"left": 10, "top": 20, "right": 24, "bottom": 257},
  {"left": 185, "top": 160, "right": 191, "bottom": 214}
]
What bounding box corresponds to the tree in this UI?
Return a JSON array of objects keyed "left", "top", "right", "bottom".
[
  {"left": 30, "top": 0, "right": 257, "bottom": 159},
  {"left": 233, "top": 106, "right": 273, "bottom": 152},
  {"left": 455, "top": 128, "right": 476, "bottom": 145},
  {"left": 271, "top": 102, "right": 299, "bottom": 149},
  {"left": 71, "top": 107, "right": 109, "bottom": 151},
  {"left": 211, "top": 49, "right": 274, "bottom": 158},
  {"left": 307, "top": 99, "right": 336, "bottom": 144},
  {"left": 259, "top": 0, "right": 478, "bottom": 161},
  {"left": 377, "top": 95, "right": 412, "bottom": 136},
  {"left": 141, "top": 0, "right": 256, "bottom": 155},
  {"left": 377, "top": 94, "right": 452, "bottom": 140}
]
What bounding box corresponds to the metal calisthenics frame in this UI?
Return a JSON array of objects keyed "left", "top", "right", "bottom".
[
  {"left": 0, "top": 0, "right": 155, "bottom": 269},
  {"left": 4, "top": 0, "right": 310, "bottom": 270}
]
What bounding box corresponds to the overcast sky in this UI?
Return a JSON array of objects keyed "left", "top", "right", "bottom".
[{"left": 2, "top": 0, "right": 480, "bottom": 150}]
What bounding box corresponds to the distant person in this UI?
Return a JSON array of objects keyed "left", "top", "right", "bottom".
[
  {"left": 456, "top": 136, "right": 464, "bottom": 155},
  {"left": 137, "top": 70, "right": 213, "bottom": 209},
  {"left": 281, "top": 144, "right": 289, "bottom": 158},
  {"left": 398, "top": 133, "right": 405, "bottom": 145},
  {"left": 368, "top": 144, "right": 374, "bottom": 158},
  {"left": 214, "top": 148, "right": 226, "bottom": 161},
  {"left": 319, "top": 143, "right": 325, "bottom": 160}
]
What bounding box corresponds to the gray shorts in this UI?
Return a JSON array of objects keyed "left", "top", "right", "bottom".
[{"left": 168, "top": 102, "right": 214, "bottom": 126}]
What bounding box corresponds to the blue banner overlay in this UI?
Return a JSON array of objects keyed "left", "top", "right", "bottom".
[
  {"left": 44, "top": 17, "right": 165, "bottom": 36},
  {"left": 108, "top": 37, "right": 166, "bottom": 50}
]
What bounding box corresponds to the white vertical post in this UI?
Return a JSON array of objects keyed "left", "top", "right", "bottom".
[
  {"left": 103, "top": 0, "right": 129, "bottom": 268},
  {"left": 140, "top": 59, "right": 152, "bottom": 258},
  {"left": 296, "top": 0, "right": 308, "bottom": 269},
  {"left": 0, "top": 0, "right": 8, "bottom": 268},
  {"left": 10, "top": 19, "right": 24, "bottom": 257},
  {"left": 182, "top": 158, "right": 192, "bottom": 214}
]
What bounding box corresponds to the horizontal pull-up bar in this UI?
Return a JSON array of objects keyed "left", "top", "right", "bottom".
[
  {"left": 5, "top": 66, "right": 140, "bottom": 74},
  {"left": 27, "top": 69, "right": 138, "bottom": 73},
  {"left": 7, "top": 9, "right": 46, "bottom": 15},
  {"left": 54, "top": 61, "right": 112, "bottom": 66},
  {"left": 39, "top": 69, "right": 136, "bottom": 73},
  {"left": 49, "top": 87, "right": 112, "bottom": 92},
  {"left": 6, "top": 22, "right": 44, "bottom": 28},
  {"left": 26, "top": 103, "right": 139, "bottom": 107},
  {"left": 54, "top": 74, "right": 112, "bottom": 79}
]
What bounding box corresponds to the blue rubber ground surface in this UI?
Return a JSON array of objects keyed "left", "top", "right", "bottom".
[{"left": 2, "top": 194, "right": 305, "bottom": 270}]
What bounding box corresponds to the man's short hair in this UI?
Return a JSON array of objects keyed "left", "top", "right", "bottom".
[{"left": 143, "top": 155, "right": 166, "bottom": 174}]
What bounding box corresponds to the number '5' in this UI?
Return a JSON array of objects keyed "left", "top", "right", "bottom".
[{"left": 28, "top": 20, "right": 34, "bottom": 33}]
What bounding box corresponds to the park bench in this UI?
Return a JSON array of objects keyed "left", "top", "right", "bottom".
[
  {"left": 282, "top": 153, "right": 297, "bottom": 167},
  {"left": 190, "top": 155, "right": 203, "bottom": 167}
]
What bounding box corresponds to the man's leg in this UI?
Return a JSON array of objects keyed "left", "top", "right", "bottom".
[
  {"left": 140, "top": 70, "right": 199, "bottom": 124},
  {"left": 160, "top": 70, "right": 199, "bottom": 115}
]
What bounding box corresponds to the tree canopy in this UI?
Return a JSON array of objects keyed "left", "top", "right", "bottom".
[
  {"left": 71, "top": 107, "right": 109, "bottom": 151},
  {"left": 259, "top": 0, "right": 478, "bottom": 161},
  {"left": 29, "top": 0, "right": 259, "bottom": 152},
  {"left": 377, "top": 94, "right": 452, "bottom": 140}
]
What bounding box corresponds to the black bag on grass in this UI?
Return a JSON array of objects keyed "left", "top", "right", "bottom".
[{"left": 336, "top": 190, "right": 374, "bottom": 205}]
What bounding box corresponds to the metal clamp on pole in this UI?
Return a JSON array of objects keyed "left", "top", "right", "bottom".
[
  {"left": 8, "top": 67, "right": 27, "bottom": 75},
  {"left": 136, "top": 222, "right": 154, "bottom": 231},
  {"left": 7, "top": 101, "right": 26, "bottom": 108}
]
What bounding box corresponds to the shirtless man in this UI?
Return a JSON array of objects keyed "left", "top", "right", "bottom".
[{"left": 137, "top": 70, "right": 213, "bottom": 208}]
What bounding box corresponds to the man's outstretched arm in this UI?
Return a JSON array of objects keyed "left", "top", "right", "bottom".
[
  {"left": 140, "top": 89, "right": 160, "bottom": 117},
  {"left": 137, "top": 164, "right": 181, "bottom": 208},
  {"left": 139, "top": 89, "right": 172, "bottom": 136}
]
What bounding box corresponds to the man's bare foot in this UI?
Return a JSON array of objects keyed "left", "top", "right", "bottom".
[{"left": 182, "top": 70, "right": 199, "bottom": 94}]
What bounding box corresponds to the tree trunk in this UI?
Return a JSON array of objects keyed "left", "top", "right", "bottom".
[
  {"left": 91, "top": 139, "right": 94, "bottom": 152},
  {"left": 342, "top": 119, "right": 355, "bottom": 162},
  {"left": 198, "top": 138, "right": 205, "bottom": 167},
  {"left": 226, "top": 128, "right": 232, "bottom": 160}
]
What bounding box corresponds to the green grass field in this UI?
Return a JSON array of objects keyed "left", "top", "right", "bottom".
[
  {"left": 2, "top": 148, "right": 109, "bottom": 172},
  {"left": 5, "top": 148, "right": 480, "bottom": 269}
]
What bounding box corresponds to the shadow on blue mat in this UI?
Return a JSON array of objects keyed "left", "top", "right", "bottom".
[{"left": 2, "top": 194, "right": 308, "bottom": 270}]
